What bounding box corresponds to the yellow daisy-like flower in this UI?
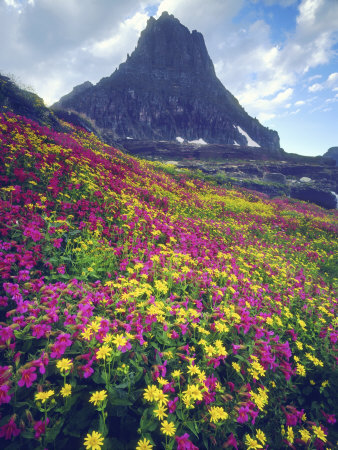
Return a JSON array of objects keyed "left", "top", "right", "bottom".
[
  {"left": 245, "top": 435, "right": 263, "bottom": 450},
  {"left": 299, "top": 428, "right": 311, "bottom": 443},
  {"left": 286, "top": 426, "right": 294, "bottom": 444},
  {"left": 187, "top": 364, "right": 200, "bottom": 376},
  {"left": 255, "top": 429, "right": 266, "bottom": 446},
  {"left": 81, "top": 328, "right": 93, "bottom": 340},
  {"left": 157, "top": 377, "right": 167, "bottom": 386},
  {"left": 60, "top": 383, "right": 72, "bottom": 397},
  {"left": 209, "top": 406, "right": 228, "bottom": 423},
  {"left": 35, "top": 390, "right": 54, "bottom": 404},
  {"left": 56, "top": 358, "right": 73, "bottom": 373},
  {"left": 96, "top": 345, "right": 112, "bottom": 360},
  {"left": 154, "top": 389, "right": 169, "bottom": 406},
  {"left": 84, "top": 430, "right": 104, "bottom": 450},
  {"left": 136, "top": 437, "right": 154, "bottom": 450},
  {"left": 153, "top": 404, "right": 168, "bottom": 420},
  {"left": 312, "top": 425, "right": 327, "bottom": 442},
  {"left": 232, "top": 362, "right": 241, "bottom": 373},
  {"left": 112, "top": 334, "right": 127, "bottom": 348},
  {"left": 143, "top": 385, "right": 159, "bottom": 402},
  {"left": 89, "top": 390, "right": 107, "bottom": 406},
  {"left": 160, "top": 420, "right": 176, "bottom": 437},
  {"left": 172, "top": 370, "right": 182, "bottom": 378}
]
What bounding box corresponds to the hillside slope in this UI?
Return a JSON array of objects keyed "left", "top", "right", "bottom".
[{"left": 0, "top": 112, "right": 337, "bottom": 449}]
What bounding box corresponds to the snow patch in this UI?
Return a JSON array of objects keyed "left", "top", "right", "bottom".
[
  {"left": 126, "top": 137, "right": 133, "bottom": 140},
  {"left": 188, "top": 138, "right": 208, "bottom": 145},
  {"left": 236, "top": 126, "right": 260, "bottom": 148},
  {"left": 233, "top": 141, "right": 240, "bottom": 146},
  {"left": 176, "top": 136, "right": 184, "bottom": 143}
]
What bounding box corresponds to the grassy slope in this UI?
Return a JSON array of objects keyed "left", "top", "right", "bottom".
[{"left": 0, "top": 112, "right": 337, "bottom": 449}]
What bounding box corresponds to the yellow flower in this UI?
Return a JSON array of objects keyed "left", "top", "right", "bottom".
[
  {"left": 89, "top": 390, "right": 107, "bottom": 406},
  {"left": 56, "top": 358, "right": 73, "bottom": 373},
  {"left": 296, "top": 363, "right": 306, "bottom": 376},
  {"left": 112, "top": 334, "right": 127, "bottom": 348},
  {"left": 256, "top": 429, "right": 266, "bottom": 446},
  {"left": 245, "top": 435, "right": 263, "bottom": 449},
  {"left": 154, "top": 389, "right": 169, "bottom": 406},
  {"left": 209, "top": 406, "right": 228, "bottom": 423},
  {"left": 96, "top": 345, "right": 112, "bottom": 360},
  {"left": 187, "top": 364, "right": 200, "bottom": 376},
  {"left": 312, "top": 425, "right": 327, "bottom": 442},
  {"left": 299, "top": 428, "right": 311, "bottom": 442},
  {"left": 153, "top": 404, "right": 168, "bottom": 420},
  {"left": 84, "top": 430, "right": 104, "bottom": 450},
  {"left": 82, "top": 328, "right": 93, "bottom": 340},
  {"left": 286, "top": 427, "right": 294, "bottom": 444},
  {"left": 35, "top": 390, "right": 54, "bottom": 404},
  {"left": 172, "top": 370, "right": 182, "bottom": 378},
  {"left": 160, "top": 420, "right": 176, "bottom": 437},
  {"left": 60, "top": 384, "right": 72, "bottom": 397},
  {"left": 136, "top": 437, "right": 154, "bottom": 450},
  {"left": 157, "top": 377, "right": 167, "bottom": 386},
  {"left": 232, "top": 362, "right": 241, "bottom": 373},
  {"left": 143, "top": 385, "right": 160, "bottom": 402}
]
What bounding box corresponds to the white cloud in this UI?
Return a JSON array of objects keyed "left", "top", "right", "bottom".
[
  {"left": 327, "top": 72, "right": 338, "bottom": 86},
  {"left": 308, "top": 83, "right": 324, "bottom": 92},
  {"left": 257, "top": 112, "right": 276, "bottom": 122},
  {"left": 295, "top": 100, "right": 305, "bottom": 106}
]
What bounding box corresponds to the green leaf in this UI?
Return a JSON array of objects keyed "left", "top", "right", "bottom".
[{"left": 185, "top": 421, "right": 199, "bottom": 438}]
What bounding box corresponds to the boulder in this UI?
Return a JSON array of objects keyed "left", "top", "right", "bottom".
[
  {"left": 290, "top": 185, "right": 337, "bottom": 209},
  {"left": 263, "top": 172, "right": 286, "bottom": 184},
  {"left": 300, "top": 176, "right": 311, "bottom": 183}
]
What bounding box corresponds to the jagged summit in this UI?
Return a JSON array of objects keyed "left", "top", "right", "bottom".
[
  {"left": 121, "top": 12, "right": 216, "bottom": 78},
  {"left": 53, "top": 12, "right": 280, "bottom": 150}
]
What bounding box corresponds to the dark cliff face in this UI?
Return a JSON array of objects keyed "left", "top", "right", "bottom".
[
  {"left": 323, "top": 147, "right": 338, "bottom": 164},
  {"left": 53, "top": 12, "right": 280, "bottom": 150}
]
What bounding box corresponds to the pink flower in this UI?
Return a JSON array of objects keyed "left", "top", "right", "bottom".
[
  {"left": 0, "top": 384, "right": 12, "bottom": 404},
  {"left": 168, "top": 397, "right": 178, "bottom": 413},
  {"left": 0, "top": 416, "right": 21, "bottom": 440},
  {"left": 53, "top": 238, "right": 63, "bottom": 248},
  {"left": 33, "top": 418, "right": 49, "bottom": 438},
  {"left": 57, "top": 264, "right": 66, "bottom": 274},
  {"left": 224, "top": 433, "right": 238, "bottom": 449},
  {"left": 175, "top": 433, "right": 198, "bottom": 450},
  {"left": 18, "top": 367, "right": 37, "bottom": 388},
  {"left": 237, "top": 405, "right": 250, "bottom": 423}
]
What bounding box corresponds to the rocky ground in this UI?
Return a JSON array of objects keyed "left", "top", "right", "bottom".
[{"left": 118, "top": 139, "right": 338, "bottom": 209}]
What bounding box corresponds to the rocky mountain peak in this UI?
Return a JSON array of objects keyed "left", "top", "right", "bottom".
[
  {"left": 53, "top": 13, "right": 280, "bottom": 151},
  {"left": 120, "top": 11, "right": 215, "bottom": 79}
]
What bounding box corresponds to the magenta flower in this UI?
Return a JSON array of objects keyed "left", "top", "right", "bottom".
[
  {"left": 0, "top": 384, "right": 12, "bottom": 404},
  {"left": 0, "top": 416, "right": 21, "bottom": 440},
  {"left": 175, "top": 433, "right": 198, "bottom": 450},
  {"left": 33, "top": 418, "right": 49, "bottom": 438},
  {"left": 18, "top": 367, "right": 37, "bottom": 388},
  {"left": 237, "top": 405, "right": 250, "bottom": 423}
]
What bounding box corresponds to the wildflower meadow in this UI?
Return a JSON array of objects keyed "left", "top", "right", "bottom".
[{"left": 0, "top": 112, "right": 337, "bottom": 449}]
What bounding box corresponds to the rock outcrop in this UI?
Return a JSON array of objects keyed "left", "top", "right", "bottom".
[
  {"left": 323, "top": 147, "right": 338, "bottom": 165},
  {"left": 0, "top": 74, "right": 63, "bottom": 130},
  {"left": 53, "top": 12, "right": 280, "bottom": 152}
]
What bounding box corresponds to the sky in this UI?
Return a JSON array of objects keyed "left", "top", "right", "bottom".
[{"left": 0, "top": 0, "right": 338, "bottom": 156}]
